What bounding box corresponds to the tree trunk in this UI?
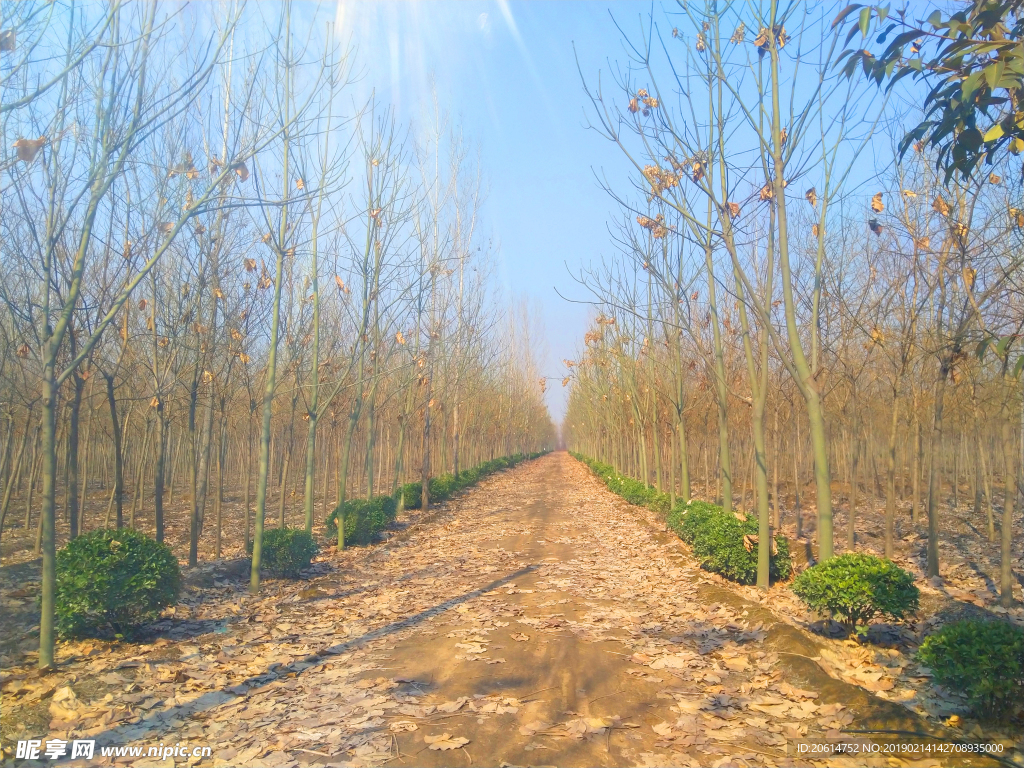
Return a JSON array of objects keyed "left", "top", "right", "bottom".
[
  {"left": 885, "top": 394, "right": 900, "bottom": 559},
  {"left": 0, "top": 419, "right": 31, "bottom": 544},
  {"left": 980, "top": 436, "right": 995, "bottom": 542},
  {"left": 849, "top": 431, "right": 859, "bottom": 551},
  {"left": 191, "top": 373, "right": 216, "bottom": 566},
  {"left": 1000, "top": 385, "right": 1017, "bottom": 607},
  {"left": 104, "top": 374, "right": 125, "bottom": 529},
  {"left": 912, "top": 411, "right": 922, "bottom": 525},
  {"left": 772, "top": 407, "right": 780, "bottom": 529},
  {"left": 925, "top": 360, "right": 950, "bottom": 579},
  {"left": 67, "top": 375, "right": 84, "bottom": 538},
  {"left": 153, "top": 407, "right": 167, "bottom": 542},
  {"left": 39, "top": 367, "right": 58, "bottom": 669}
]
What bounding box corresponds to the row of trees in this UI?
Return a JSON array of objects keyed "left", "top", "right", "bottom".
[
  {"left": 563, "top": 0, "right": 1022, "bottom": 605},
  {"left": 0, "top": 1, "right": 553, "bottom": 669}
]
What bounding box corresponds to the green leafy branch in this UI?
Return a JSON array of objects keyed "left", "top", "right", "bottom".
[{"left": 834, "top": 2, "right": 1024, "bottom": 181}]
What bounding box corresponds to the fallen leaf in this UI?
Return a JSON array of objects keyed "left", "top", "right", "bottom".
[
  {"left": 424, "top": 733, "right": 469, "bottom": 750},
  {"left": 519, "top": 721, "right": 550, "bottom": 736},
  {"left": 722, "top": 655, "right": 749, "bottom": 672}
]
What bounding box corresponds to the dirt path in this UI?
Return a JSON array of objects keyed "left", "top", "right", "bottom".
[{"left": 3, "top": 453, "right": 959, "bottom": 767}]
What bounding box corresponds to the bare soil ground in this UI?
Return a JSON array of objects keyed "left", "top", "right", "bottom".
[{"left": 1, "top": 453, "right": 1021, "bottom": 767}]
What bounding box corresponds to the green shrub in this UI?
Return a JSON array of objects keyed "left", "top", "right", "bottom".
[
  {"left": 396, "top": 453, "right": 538, "bottom": 510},
  {"left": 56, "top": 528, "right": 180, "bottom": 639},
  {"left": 399, "top": 482, "right": 422, "bottom": 510},
  {"left": 917, "top": 619, "right": 1024, "bottom": 718},
  {"left": 575, "top": 454, "right": 791, "bottom": 583},
  {"left": 429, "top": 473, "right": 458, "bottom": 502},
  {"left": 249, "top": 527, "right": 318, "bottom": 578},
  {"left": 326, "top": 495, "right": 397, "bottom": 545},
  {"left": 791, "top": 553, "right": 919, "bottom": 632},
  {"left": 688, "top": 508, "right": 792, "bottom": 585},
  {"left": 457, "top": 467, "right": 481, "bottom": 486},
  {"left": 575, "top": 454, "right": 670, "bottom": 516},
  {"left": 668, "top": 500, "right": 723, "bottom": 544}
]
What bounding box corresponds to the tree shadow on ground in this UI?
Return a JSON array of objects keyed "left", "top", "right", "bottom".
[{"left": 80, "top": 564, "right": 539, "bottom": 746}]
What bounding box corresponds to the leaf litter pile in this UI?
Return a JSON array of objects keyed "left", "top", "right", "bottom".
[{"left": 2, "top": 453, "right": 1020, "bottom": 767}]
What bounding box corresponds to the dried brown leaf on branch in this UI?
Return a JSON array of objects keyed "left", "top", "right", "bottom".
[
  {"left": 871, "top": 192, "right": 884, "bottom": 212},
  {"left": 13, "top": 137, "right": 46, "bottom": 163},
  {"left": 962, "top": 266, "right": 977, "bottom": 289}
]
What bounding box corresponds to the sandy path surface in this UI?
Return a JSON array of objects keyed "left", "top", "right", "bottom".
[{"left": 5, "top": 452, "right": 943, "bottom": 768}]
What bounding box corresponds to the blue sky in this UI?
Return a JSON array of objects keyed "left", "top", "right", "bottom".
[{"left": 321, "top": 1, "right": 644, "bottom": 422}]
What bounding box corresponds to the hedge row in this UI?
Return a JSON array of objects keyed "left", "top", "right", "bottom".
[
  {"left": 572, "top": 452, "right": 791, "bottom": 586},
  {"left": 398, "top": 451, "right": 549, "bottom": 511},
  {"left": 670, "top": 500, "right": 792, "bottom": 585},
  {"left": 571, "top": 453, "right": 671, "bottom": 516},
  {"left": 328, "top": 450, "right": 550, "bottom": 546}
]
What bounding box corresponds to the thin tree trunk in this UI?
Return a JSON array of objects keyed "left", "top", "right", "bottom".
[
  {"left": 0, "top": 421, "right": 31, "bottom": 544},
  {"left": 925, "top": 361, "right": 951, "bottom": 579},
  {"left": 153, "top": 410, "right": 167, "bottom": 542},
  {"left": 38, "top": 367, "right": 58, "bottom": 668},
  {"left": 772, "top": 407, "right": 780, "bottom": 529},
  {"left": 67, "top": 374, "right": 84, "bottom": 539},
  {"left": 1000, "top": 382, "right": 1017, "bottom": 607},
  {"left": 980, "top": 436, "right": 995, "bottom": 542},
  {"left": 885, "top": 394, "right": 900, "bottom": 559},
  {"left": 104, "top": 374, "right": 125, "bottom": 529}
]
